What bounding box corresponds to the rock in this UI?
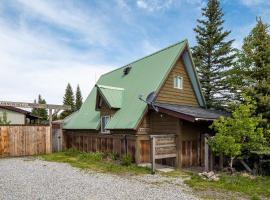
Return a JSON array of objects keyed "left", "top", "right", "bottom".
[{"left": 199, "top": 171, "right": 220, "bottom": 181}]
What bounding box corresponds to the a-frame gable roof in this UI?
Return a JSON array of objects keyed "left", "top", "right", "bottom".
[
  {"left": 96, "top": 84, "right": 124, "bottom": 109},
  {"left": 64, "top": 40, "right": 205, "bottom": 130}
]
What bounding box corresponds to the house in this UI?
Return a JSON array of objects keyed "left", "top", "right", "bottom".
[
  {"left": 63, "top": 39, "right": 225, "bottom": 169},
  {"left": 0, "top": 106, "right": 40, "bottom": 125}
]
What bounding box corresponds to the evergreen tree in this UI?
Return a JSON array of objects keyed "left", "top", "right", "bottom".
[
  {"left": 192, "top": 0, "right": 236, "bottom": 109},
  {"left": 31, "top": 99, "right": 38, "bottom": 117},
  {"left": 75, "top": 85, "right": 83, "bottom": 111},
  {"left": 234, "top": 18, "right": 270, "bottom": 125},
  {"left": 31, "top": 95, "right": 48, "bottom": 121},
  {"left": 60, "top": 83, "right": 75, "bottom": 119}
]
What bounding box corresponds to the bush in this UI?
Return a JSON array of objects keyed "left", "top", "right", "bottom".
[
  {"left": 107, "top": 152, "right": 119, "bottom": 161},
  {"left": 121, "top": 154, "right": 132, "bottom": 166}
]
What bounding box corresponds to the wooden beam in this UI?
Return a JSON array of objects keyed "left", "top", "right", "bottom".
[
  {"left": 0, "top": 101, "right": 71, "bottom": 110},
  {"left": 156, "top": 107, "right": 195, "bottom": 122},
  {"left": 204, "top": 134, "right": 209, "bottom": 172}
]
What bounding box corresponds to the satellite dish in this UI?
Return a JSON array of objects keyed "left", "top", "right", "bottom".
[{"left": 146, "top": 91, "right": 156, "bottom": 103}]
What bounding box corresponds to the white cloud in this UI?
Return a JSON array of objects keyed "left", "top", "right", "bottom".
[
  {"left": 0, "top": 2, "right": 115, "bottom": 104},
  {"left": 239, "top": 0, "right": 267, "bottom": 6},
  {"left": 136, "top": 0, "right": 205, "bottom": 12},
  {"left": 238, "top": 0, "right": 270, "bottom": 24},
  {"left": 136, "top": 0, "right": 174, "bottom": 12},
  {"left": 16, "top": 0, "right": 111, "bottom": 47},
  {"left": 141, "top": 40, "right": 159, "bottom": 55}
]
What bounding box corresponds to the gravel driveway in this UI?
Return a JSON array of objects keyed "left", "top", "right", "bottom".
[{"left": 0, "top": 157, "right": 199, "bottom": 200}]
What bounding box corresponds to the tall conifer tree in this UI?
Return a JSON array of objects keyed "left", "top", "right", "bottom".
[
  {"left": 192, "top": 0, "right": 236, "bottom": 109},
  {"left": 60, "top": 83, "right": 75, "bottom": 119},
  {"left": 235, "top": 18, "right": 270, "bottom": 123},
  {"left": 75, "top": 85, "right": 83, "bottom": 111},
  {"left": 32, "top": 94, "right": 48, "bottom": 121}
]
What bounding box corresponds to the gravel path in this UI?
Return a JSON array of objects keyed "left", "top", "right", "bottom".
[{"left": 0, "top": 157, "right": 199, "bottom": 200}]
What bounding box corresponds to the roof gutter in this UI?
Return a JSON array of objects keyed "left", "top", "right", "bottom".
[{"left": 194, "top": 117, "right": 216, "bottom": 122}]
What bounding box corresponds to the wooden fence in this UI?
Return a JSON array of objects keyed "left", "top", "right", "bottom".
[
  {"left": 0, "top": 125, "right": 51, "bottom": 157},
  {"left": 64, "top": 132, "right": 136, "bottom": 161}
]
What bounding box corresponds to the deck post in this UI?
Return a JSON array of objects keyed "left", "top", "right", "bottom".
[{"left": 135, "top": 136, "right": 141, "bottom": 164}]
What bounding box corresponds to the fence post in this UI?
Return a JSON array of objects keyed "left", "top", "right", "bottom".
[
  {"left": 204, "top": 134, "right": 209, "bottom": 172},
  {"left": 150, "top": 136, "right": 155, "bottom": 174}
]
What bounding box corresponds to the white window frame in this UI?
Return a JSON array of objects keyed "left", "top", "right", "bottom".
[
  {"left": 173, "top": 76, "right": 183, "bottom": 89},
  {"left": 101, "top": 115, "right": 110, "bottom": 134}
]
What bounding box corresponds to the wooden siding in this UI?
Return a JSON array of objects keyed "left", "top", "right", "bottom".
[
  {"left": 138, "top": 111, "right": 179, "bottom": 135},
  {"left": 155, "top": 58, "right": 199, "bottom": 106},
  {"left": 0, "top": 125, "right": 51, "bottom": 157},
  {"left": 100, "top": 100, "right": 116, "bottom": 117}
]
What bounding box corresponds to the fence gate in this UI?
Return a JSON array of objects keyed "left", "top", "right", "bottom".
[
  {"left": 52, "top": 128, "right": 61, "bottom": 152},
  {"left": 150, "top": 134, "right": 177, "bottom": 173},
  {"left": 52, "top": 123, "right": 63, "bottom": 152},
  {"left": 0, "top": 126, "right": 51, "bottom": 157}
]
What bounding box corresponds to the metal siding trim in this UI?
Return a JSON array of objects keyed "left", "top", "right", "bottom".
[{"left": 182, "top": 51, "right": 205, "bottom": 107}]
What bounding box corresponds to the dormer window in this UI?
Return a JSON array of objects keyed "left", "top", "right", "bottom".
[
  {"left": 101, "top": 115, "right": 110, "bottom": 134},
  {"left": 173, "top": 76, "right": 183, "bottom": 89}
]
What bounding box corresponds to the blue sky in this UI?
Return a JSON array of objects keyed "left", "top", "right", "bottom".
[{"left": 0, "top": 0, "right": 269, "bottom": 104}]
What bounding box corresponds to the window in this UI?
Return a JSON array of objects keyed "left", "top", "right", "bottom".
[
  {"left": 101, "top": 115, "right": 110, "bottom": 133},
  {"left": 173, "top": 76, "right": 183, "bottom": 89}
]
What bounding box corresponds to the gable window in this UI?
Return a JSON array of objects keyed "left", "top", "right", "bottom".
[
  {"left": 101, "top": 115, "right": 110, "bottom": 134},
  {"left": 173, "top": 76, "right": 183, "bottom": 89}
]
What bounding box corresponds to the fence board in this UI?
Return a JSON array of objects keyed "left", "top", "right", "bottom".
[
  {"left": 64, "top": 133, "right": 136, "bottom": 160},
  {"left": 0, "top": 126, "right": 51, "bottom": 157}
]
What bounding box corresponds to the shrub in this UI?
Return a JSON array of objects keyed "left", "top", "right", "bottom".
[
  {"left": 78, "top": 152, "right": 104, "bottom": 162},
  {"left": 121, "top": 154, "right": 132, "bottom": 166},
  {"left": 107, "top": 152, "right": 119, "bottom": 161}
]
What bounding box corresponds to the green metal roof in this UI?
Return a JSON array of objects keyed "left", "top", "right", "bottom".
[
  {"left": 96, "top": 85, "right": 124, "bottom": 109},
  {"left": 63, "top": 88, "right": 100, "bottom": 129},
  {"left": 64, "top": 39, "right": 205, "bottom": 130}
]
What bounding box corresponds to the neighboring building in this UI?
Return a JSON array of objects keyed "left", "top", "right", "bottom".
[
  {"left": 63, "top": 40, "right": 225, "bottom": 169},
  {"left": 0, "top": 106, "right": 40, "bottom": 125}
]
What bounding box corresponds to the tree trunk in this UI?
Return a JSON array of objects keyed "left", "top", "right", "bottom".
[
  {"left": 219, "top": 153, "right": 223, "bottom": 170},
  {"left": 229, "top": 157, "right": 234, "bottom": 174}
]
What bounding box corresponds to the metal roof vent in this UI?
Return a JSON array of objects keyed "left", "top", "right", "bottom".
[{"left": 123, "top": 66, "right": 131, "bottom": 76}]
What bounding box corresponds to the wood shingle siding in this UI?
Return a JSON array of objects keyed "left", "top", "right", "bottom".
[
  {"left": 156, "top": 59, "right": 199, "bottom": 107},
  {"left": 100, "top": 101, "right": 116, "bottom": 117}
]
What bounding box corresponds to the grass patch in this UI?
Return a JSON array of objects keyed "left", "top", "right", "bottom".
[
  {"left": 41, "top": 149, "right": 150, "bottom": 175},
  {"left": 185, "top": 173, "right": 270, "bottom": 199},
  {"left": 160, "top": 169, "right": 190, "bottom": 178}
]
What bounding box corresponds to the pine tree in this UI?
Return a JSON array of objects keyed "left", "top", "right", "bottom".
[
  {"left": 75, "top": 85, "right": 83, "bottom": 111},
  {"left": 60, "top": 83, "right": 75, "bottom": 119},
  {"left": 236, "top": 18, "right": 270, "bottom": 123},
  {"left": 31, "top": 95, "right": 48, "bottom": 121},
  {"left": 192, "top": 0, "right": 236, "bottom": 109},
  {"left": 31, "top": 99, "right": 38, "bottom": 117}
]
